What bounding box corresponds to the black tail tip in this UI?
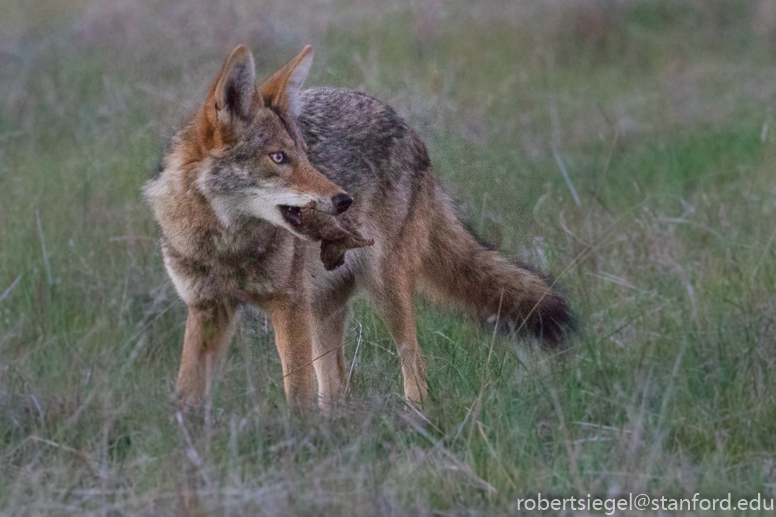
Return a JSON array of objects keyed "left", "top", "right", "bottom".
[
  {"left": 487, "top": 291, "right": 576, "bottom": 348},
  {"left": 530, "top": 292, "right": 576, "bottom": 348}
]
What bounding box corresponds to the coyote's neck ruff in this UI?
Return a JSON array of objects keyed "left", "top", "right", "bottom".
[{"left": 145, "top": 45, "right": 572, "bottom": 412}]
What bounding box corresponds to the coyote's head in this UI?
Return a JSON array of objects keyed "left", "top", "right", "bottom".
[{"left": 189, "top": 45, "right": 351, "bottom": 237}]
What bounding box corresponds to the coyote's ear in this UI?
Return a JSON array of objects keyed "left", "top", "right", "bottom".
[
  {"left": 261, "top": 45, "right": 313, "bottom": 117},
  {"left": 213, "top": 45, "right": 256, "bottom": 122}
]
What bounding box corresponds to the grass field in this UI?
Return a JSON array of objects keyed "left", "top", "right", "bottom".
[{"left": 2, "top": 0, "right": 776, "bottom": 514}]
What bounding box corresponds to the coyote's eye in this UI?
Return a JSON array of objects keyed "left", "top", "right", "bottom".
[{"left": 270, "top": 151, "right": 288, "bottom": 164}]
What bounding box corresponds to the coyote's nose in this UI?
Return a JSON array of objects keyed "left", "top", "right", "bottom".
[{"left": 332, "top": 193, "right": 353, "bottom": 215}]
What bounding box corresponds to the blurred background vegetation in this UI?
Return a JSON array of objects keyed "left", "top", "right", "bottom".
[{"left": 2, "top": 0, "right": 776, "bottom": 514}]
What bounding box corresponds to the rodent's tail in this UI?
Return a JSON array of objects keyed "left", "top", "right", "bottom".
[{"left": 420, "top": 189, "right": 573, "bottom": 346}]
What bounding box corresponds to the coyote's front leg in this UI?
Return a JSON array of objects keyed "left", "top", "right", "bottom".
[
  {"left": 176, "top": 301, "right": 239, "bottom": 406},
  {"left": 266, "top": 294, "right": 316, "bottom": 411}
]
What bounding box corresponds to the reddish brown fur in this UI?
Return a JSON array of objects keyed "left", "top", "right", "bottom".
[{"left": 146, "top": 45, "right": 573, "bottom": 414}]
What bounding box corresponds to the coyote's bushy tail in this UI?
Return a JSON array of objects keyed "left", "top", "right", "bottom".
[{"left": 421, "top": 189, "right": 573, "bottom": 347}]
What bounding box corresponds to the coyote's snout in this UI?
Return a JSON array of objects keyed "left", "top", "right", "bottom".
[
  {"left": 275, "top": 191, "right": 351, "bottom": 232},
  {"left": 145, "top": 44, "right": 574, "bottom": 413}
]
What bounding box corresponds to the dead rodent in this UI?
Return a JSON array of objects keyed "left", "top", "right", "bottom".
[{"left": 297, "top": 203, "right": 374, "bottom": 270}]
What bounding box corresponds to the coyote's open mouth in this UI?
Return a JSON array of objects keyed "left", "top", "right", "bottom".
[{"left": 277, "top": 205, "right": 303, "bottom": 228}]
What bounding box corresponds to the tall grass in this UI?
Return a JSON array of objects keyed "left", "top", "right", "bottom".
[{"left": 2, "top": 0, "right": 776, "bottom": 514}]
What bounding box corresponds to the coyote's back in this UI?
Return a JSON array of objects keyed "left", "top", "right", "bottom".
[{"left": 297, "top": 87, "right": 572, "bottom": 343}]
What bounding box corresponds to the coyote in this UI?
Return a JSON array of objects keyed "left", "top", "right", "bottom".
[{"left": 144, "top": 44, "right": 572, "bottom": 412}]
